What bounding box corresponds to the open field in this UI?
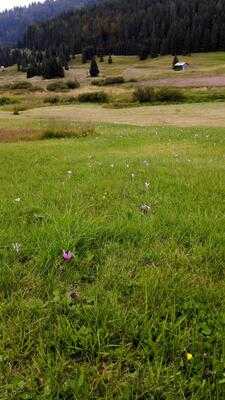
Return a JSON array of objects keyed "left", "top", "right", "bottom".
[
  {"left": 22, "top": 101, "right": 225, "bottom": 128},
  {"left": 1, "top": 53, "right": 225, "bottom": 115},
  {"left": 1, "top": 101, "right": 225, "bottom": 142},
  {"left": 1, "top": 52, "right": 225, "bottom": 88},
  {"left": 0, "top": 123, "right": 225, "bottom": 399},
  {"left": 0, "top": 52, "right": 225, "bottom": 399}
]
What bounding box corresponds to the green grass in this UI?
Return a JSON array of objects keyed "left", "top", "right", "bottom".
[{"left": 0, "top": 123, "right": 225, "bottom": 399}]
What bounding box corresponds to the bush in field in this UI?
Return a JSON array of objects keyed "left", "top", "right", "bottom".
[
  {"left": 41, "top": 123, "right": 95, "bottom": 139},
  {"left": 10, "top": 81, "right": 33, "bottom": 90},
  {"left": 156, "top": 87, "right": 185, "bottom": 102},
  {"left": 66, "top": 79, "right": 80, "bottom": 89},
  {"left": 61, "top": 96, "right": 78, "bottom": 104},
  {"left": 133, "top": 86, "right": 156, "bottom": 103},
  {"left": 78, "top": 91, "right": 108, "bottom": 103},
  {"left": 92, "top": 76, "right": 125, "bottom": 86},
  {"left": 43, "top": 96, "right": 61, "bottom": 104},
  {"left": 0, "top": 96, "right": 18, "bottom": 105},
  {"left": 47, "top": 81, "right": 69, "bottom": 92},
  {"left": 133, "top": 86, "right": 185, "bottom": 103},
  {"left": 47, "top": 79, "right": 80, "bottom": 92}
]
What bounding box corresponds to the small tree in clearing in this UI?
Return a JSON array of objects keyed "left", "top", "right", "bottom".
[
  {"left": 108, "top": 55, "right": 113, "bottom": 64},
  {"left": 172, "top": 55, "right": 179, "bottom": 68},
  {"left": 89, "top": 57, "right": 99, "bottom": 77}
]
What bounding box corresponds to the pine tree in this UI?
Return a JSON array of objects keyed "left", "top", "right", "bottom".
[
  {"left": 89, "top": 57, "right": 99, "bottom": 77},
  {"left": 108, "top": 55, "right": 112, "bottom": 64},
  {"left": 42, "top": 56, "right": 64, "bottom": 79},
  {"left": 172, "top": 55, "right": 179, "bottom": 68}
]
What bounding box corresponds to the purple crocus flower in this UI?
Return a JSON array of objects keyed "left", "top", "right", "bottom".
[{"left": 63, "top": 250, "right": 74, "bottom": 262}]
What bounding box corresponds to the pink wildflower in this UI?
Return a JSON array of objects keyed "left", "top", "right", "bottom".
[{"left": 63, "top": 250, "right": 74, "bottom": 262}]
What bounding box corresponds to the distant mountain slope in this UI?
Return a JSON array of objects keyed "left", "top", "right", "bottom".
[
  {"left": 0, "top": 0, "right": 94, "bottom": 45},
  {"left": 24, "top": 0, "right": 225, "bottom": 56}
]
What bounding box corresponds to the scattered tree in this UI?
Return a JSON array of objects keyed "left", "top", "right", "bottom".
[
  {"left": 172, "top": 55, "right": 179, "bottom": 68},
  {"left": 89, "top": 57, "right": 99, "bottom": 77}
]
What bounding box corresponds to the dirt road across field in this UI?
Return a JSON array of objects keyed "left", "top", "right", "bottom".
[{"left": 144, "top": 75, "right": 225, "bottom": 87}]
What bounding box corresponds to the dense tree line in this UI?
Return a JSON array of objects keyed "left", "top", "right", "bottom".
[
  {"left": 23, "top": 0, "right": 225, "bottom": 57},
  {"left": 0, "top": 0, "right": 94, "bottom": 45}
]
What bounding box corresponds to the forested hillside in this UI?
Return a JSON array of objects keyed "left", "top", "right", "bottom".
[
  {"left": 0, "top": 0, "right": 94, "bottom": 45},
  {"left": 24, "top": 0, "right": 225, "bottom": 56}
]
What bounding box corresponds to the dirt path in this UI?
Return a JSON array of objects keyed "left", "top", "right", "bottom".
[
  {"left": 143, "top": 75, "right": 225, "bottom": 87},
  {"left": 18, "top": 102, "right": 225, "bottom": 128}
]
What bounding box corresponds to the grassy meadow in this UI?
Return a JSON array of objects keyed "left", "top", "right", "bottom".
[
  {"left": 0, "top": 123, "right": 225, "bottom": 399},
  {"left": 1, "top": 52, "right": 225, "bottom": 114},
  {"left": 0, "top": 52, "right": 225, "bottom": 399}
]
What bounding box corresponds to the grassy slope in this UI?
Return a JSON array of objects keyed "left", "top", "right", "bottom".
[{"left": 0, "top": 124, "right": 225, "bottom": 399}]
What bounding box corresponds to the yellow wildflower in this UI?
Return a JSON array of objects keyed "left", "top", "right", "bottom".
[{"left": 186, "top": 352, "right": 193, "bottom": 361}]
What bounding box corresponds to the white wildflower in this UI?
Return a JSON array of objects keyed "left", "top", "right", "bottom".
[
  {"left": 12, "top": 242, "right": 21, "bottom": 253},
  {"left": 140, "top": 204, "right": 151, "bottom": 214}
]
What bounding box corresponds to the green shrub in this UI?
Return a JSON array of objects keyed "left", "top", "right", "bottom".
[
  {"left": 104, "top": 101, "right": 134, "bottom": 109},
  {"left": 156, "top": 87, "right": 185, "bottom": 102},
  {"left": 44, "top": 95, "right": 79, "bottom": 105},
  {"left": 47, "top": 81, "right": 69, "bottom": 92},
  {"left": 8, "top": 81, "right": 43, "bottom": 92},
  {"left": 133, "top": 86, "right": 186, "bottom": 104},
  {"left": 41, "top": 123, "right": 95, "bottom": 140},
  {"left": 92, "top": 76, "right": 125, "bottom": 86},
  {"left": 78, "top": 91, "right": 108, "bottom": 103},
  {"left": 0, "top": 96, "right": 18, "bottom": 106},
  {"left": 66, "top": 79, "right": 80, "bottom": 89},
  {"left": 61, "top": 96, "right": 78, "bottom": 104},
  {"left": 47, "top": 79, "right": 80, "bottom": 92},
  {"left": 133, "top": 86, "right": 156, "bottom": 103},
  {"left": 10, "top": 81, "right": 33, "bottom": 90},
  {"left": 205, "top": 91, "right": 225, "bottom": 102},
  {"left": 44, "top": 96, "right": 60, "bottom": 104}
]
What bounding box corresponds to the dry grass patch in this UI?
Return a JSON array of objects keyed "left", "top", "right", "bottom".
[{"left": 0, "top": 122, "right": 96, "bottom": 143}]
